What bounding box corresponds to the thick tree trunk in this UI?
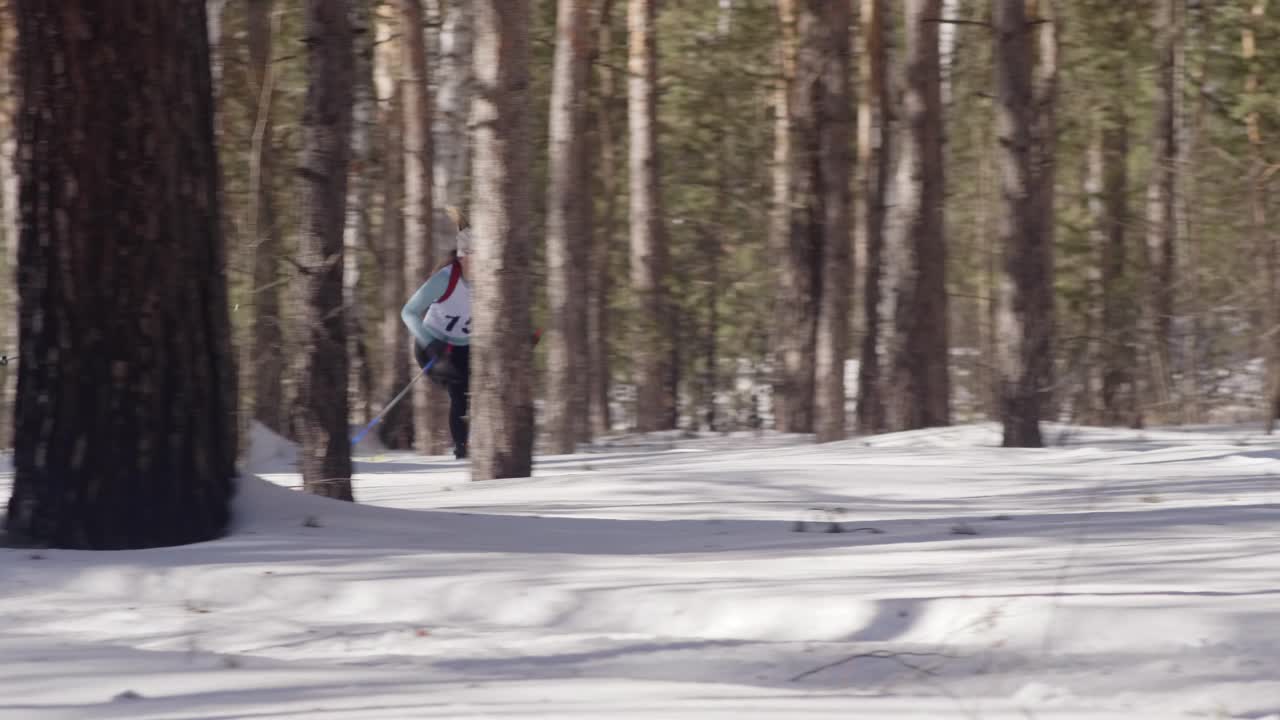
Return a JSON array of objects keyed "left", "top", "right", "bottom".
[
  {"left": 246, "top": 0, "right": 287, "bottom": 437},
  {"left": 6, "top": 0, "right": 236, "bottom": 548},
  {"left": 470, "top": 0, "right": 535, "bottom": 479},
  {"left": 628, "top": 0, "right": 674, "bottom": 432},
  {"left": 812, "top": 0, "right": 853, "bottom": 443},
  {"left": 345, "top": 0, "right": 376, "bottom": 426},
  {"left": 993, "top": 0, "right": 1053, "bottom": 447},
  {"left": 588, "top": 0, "right": 618, "bottom": 439},
  {"left": 375, "top": 19, "right": 414, "bottom": 450},
  {"left": 770, "top": 0, "right": 818, "bottom": 434},
  {"left": 400, "top": 0, "right": 441, "bottom": 453},
  {"left": 545, "top": 0, "right": 594, "bottom": 454},
  {"left": 434, "top": 0, "right": 473, "bottom": 246},
  {"left": 296, "top": 0, "right": 354, "bottom": 499},
  {"left": 889, "top": 0, "right": 949, "bottom": 431},
  {"left": 856, "top": 0, "right": 889, "bottom": 435}
]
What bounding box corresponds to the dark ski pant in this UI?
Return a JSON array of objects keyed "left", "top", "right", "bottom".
[{"left": 414, "top": 340, "right": 471, "bottom": 450}]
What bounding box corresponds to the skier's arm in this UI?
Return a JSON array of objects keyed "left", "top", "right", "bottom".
[{"left": 400, "top": 270, "right": 451, "bottom": 348}]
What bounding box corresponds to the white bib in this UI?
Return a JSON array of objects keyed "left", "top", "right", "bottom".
[{"left": 423, "top": 266, "right": 472, "bottom": 343}]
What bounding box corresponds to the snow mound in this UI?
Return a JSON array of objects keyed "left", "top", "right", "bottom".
[{"left": 245, "top": 421, "right": 297, "bottom": 474}]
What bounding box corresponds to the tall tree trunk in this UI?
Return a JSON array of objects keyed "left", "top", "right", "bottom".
[
  {"left": 400, "top": 0, "right": 441, "bottom": 453},
  {"left": 628, "top": 0, "right": 674, "bottom": 432},
  {"left": 0, "top": 0, "right": 16, "bottom": 450},
  {"left": 545, "top": 0, "right": 594, "bottom": 454},
  {"left": 1094, "top": 11, "right": 1137, "bottom": 428},
  {"left": 471, "top": 0, "right": 535, "bottom": 479},
  {"left": 1145, "top": 0, "right": 1180, "bottom": 416},
  {"left": 246, "top": 0, "right": 287, "bottom": 437},
  {"left": 297, "top": 0, "right": 354, "bottom": 499},
  {"left": 6, "top": 0, "right": 236, "bottom": 548},
  {"left": 375, "top": 14, "right": 414, "bottom": 450},
  {"left": 588, "top": 0, "right": 618, "bottom": 438},
  {"left": 993, "top": 0, "right": 1052, "bottom": 447},
  {"left": 889, "top": 0, "right": 949, "bottom": 431},
  {"left": 856, "top": 0, "right": 890, "bottom": 434},
  {"left": 1031, "top": 0, "right": 1058, "bottom": 421},
  {"left": 771, "top": 0, "right": 818, "bottom": 434},
  {"left": 434, "top": 0, "right": 473, "bottom": 245},
  {"left": 1180, "top": 1, "right": 1206, "bottom": 423},
  {"left": 812, "top": 0, "right": 853, "bottom": 443},
  {"left": 1242, "top": 0, "right": 1279, "bottom": 432},
  {"left": 345, "top": 0, "right": 376, "bottom": 427}
]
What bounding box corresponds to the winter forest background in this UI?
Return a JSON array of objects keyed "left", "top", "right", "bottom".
[{"left": 1, "top": 0, "right": 1280, "bottom": 532}]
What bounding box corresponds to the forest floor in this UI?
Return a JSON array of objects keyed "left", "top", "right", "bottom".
[{"left": 1, "top": 422, "right": 1278, "bottom": 719}]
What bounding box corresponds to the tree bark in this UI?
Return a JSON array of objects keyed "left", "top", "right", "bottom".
[
  {"left": 375, "top": 12, "right": 414, "bottom": 450},
  {"left": 993, "top": 0, "right": 1053, "bottom": 447},
  {"left": 296, "top": 0, "right": 354, "bottom": 499},
  {"left": 400, "top": 0, "right": 442, "bottom": 453},
  {"left": 470, "top": 0, "right": 535, "bottom": 479},
  {"left": 1090, "top": 103, "right": 1141, "bottom": 422},
  {"left": 6, "top": 0, "right": 236, "bottom": 548},
  {"left": 1144, "top": 0, "right": 1180, "bottom": 416},
  {"left": 434, "top": 0, "right": 473, "bottom": 246},
  {"left": 889, "top": 0, "right": 949, "bottom": 431},
  {"left": 545, "top": 0, "right": 594, "bottom": 454},
  {"left": 0, "top": 0, "right": 16, "bottom": 450},
  {"left": 856, "top": 0, "right": 890, "bottom": 435},
  {"left": 1241, "top": 0, "right": 1279, "bottom": 432},
  {"left": 770, "top": 0, "right": 818, "bottom": 434},
  {"left": 246, "top": 0, "right": 287, "bottom": 437},
  {"left": 345, "top": 0, "right": 376, "bottom": 426},
  {"left": 588, "top": 0, "right": 618, "bottom": 439},
  {"left": 812, "top": 0, "right": 853, "bottom": 443},
  {"left": 628, "top": 0, "right": 674, "bottom": 432}
]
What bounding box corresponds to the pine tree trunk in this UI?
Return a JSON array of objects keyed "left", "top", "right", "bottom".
[
  {"left": 345, "top": 0, "right": 376, "bottom": 426},
  {"left": 628, "top": 0, "right": 674, "bottom": 432},
  {"left": 246, "top": 0, "right": 287, "bottom": 437},
  {"left": 1242, "top": 1, "right": 1279, "bottom": 432},
  {"left": 1145, "top": 0, "right": 1179, "bottom": 416},
  {"left": 376, "top": 26, "right": 415, "bottom": 450},
  {"left": 993, "top": 0, "right": 1052, "bottom": 447},
  {"left": 6, "top": 0, "right": 236, "bottom": 548},
  {"left": 812, "top": 0, "right": 853, "bottom": 443},
  {"left": 1031, "top": 0, "right": 1058, "bottom": 421},
  {"left": 434, "top": 0, "right": 473, "bottom": 246},
  {"left": 889, "top": 0, "right": 949, "bottom": 431},
  {"left": 0, "top": 1, "right": 15, "bottom": 450},
  {"left": 400, "top": 0, "right": 441, "bottom": 453},
  {"left": 771, "top": 0, "right": 818, "bottom": 435},
  {"left": 588, "top": 0, "right": 618, "bottom": 439},
  {"left": 856, "top": 0, "right": 889, "bottom": 435},
  {"left": 470, "top": 0, "right": 535, "bottom": 479},
  {"left": 297, "top": 0, "right": 354, "bottom": 499},
  {"left": 545, "top": 0, "right": 594, "bottom": 454},
  {"left": 1090, "top": 105, "right": 1141, "bottom": 425}
]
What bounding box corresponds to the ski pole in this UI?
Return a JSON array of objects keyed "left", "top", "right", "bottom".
[{"left": 350, "top": 355, "right": 436, "bottom": 446}]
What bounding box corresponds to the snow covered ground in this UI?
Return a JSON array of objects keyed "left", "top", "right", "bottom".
[{"left": 2, "top": 423, "right": 1279, "bottom": 719}]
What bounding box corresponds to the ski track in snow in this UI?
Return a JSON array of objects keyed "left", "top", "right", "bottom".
[{"left": 1, "top": 423, "right": 1279, "bottom": 719}]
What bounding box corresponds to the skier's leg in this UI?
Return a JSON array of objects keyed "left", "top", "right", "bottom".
[
  {"left": 449, "top": 346, "right": 471, "bottom": 458},
  {"left": 448, "top": 381, "right": 468, "bottom": 458}
]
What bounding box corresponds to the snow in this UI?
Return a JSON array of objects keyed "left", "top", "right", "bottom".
[{"left": 2, "top": 422, "right": 1280, "bottom": 719}]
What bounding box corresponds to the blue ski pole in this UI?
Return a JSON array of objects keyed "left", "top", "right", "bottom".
[{"left": 350, "top": 355, "right": 436, "bottom": 446}]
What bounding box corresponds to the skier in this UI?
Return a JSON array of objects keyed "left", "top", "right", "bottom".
[{"left": 401, "top": 208, "right": 473, "bottom": 460}]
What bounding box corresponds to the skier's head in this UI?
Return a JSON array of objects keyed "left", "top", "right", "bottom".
[{"left": 446, "top": 206, "right": 471, "bottom": 258}]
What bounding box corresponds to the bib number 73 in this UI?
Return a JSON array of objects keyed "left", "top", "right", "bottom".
[{"left": 445, "top": 315, "right": 472, "bottom": 335}]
